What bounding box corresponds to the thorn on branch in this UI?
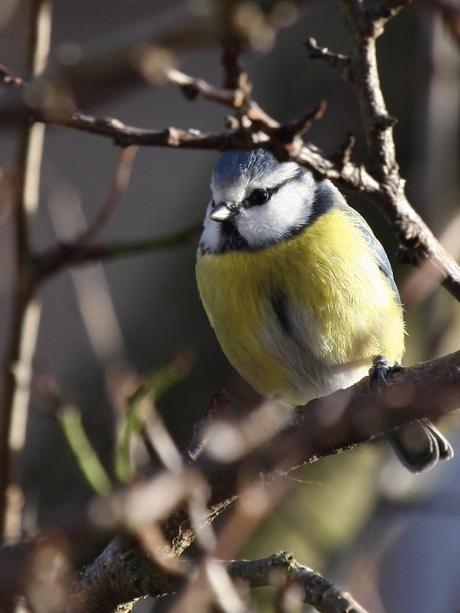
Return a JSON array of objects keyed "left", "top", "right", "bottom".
[{"left": 304, "top": 38, "right": 354, "bottom": 83}]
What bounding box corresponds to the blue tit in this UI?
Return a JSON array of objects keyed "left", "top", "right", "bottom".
[{"left": 196, "top": 149, "right": 453, "bottom": 473}]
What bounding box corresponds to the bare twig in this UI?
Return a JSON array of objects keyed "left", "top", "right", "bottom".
[
  {"left": 0, "top": 64, "right": 24, "bottom": 88},
  {"left": 305, "top": 38, "right": 353, "bottom": 82},
  {"left": 0, "top": 0, "right": 52, "bottom": 541},
  {"left": 228, "top": 552, "right": 369, "bottom": 613},
  {"left": 307, "top": 0, "right": 460, "bottom": 300},
  {"left": 4, "top": 61, "right": 456, "bottom": 304},
  {"left": 79, "top": 146, "right": 138, "bottom": 243},
  {"left": 366, "top": 0, "right": 415, "bottom": 36},
  {"left": 33, "top": 223, "right": 201, "bottom": 281},
  {"left": 67, "top": 349, "right": 460, "bottom": 613}
]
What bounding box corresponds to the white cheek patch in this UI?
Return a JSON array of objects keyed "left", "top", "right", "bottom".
[{"left": 237, "top": 179, "right": 315, "bottom": 248}]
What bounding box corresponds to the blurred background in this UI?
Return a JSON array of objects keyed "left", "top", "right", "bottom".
[{"left": 1, "top": 0, "right": 460, "bottom": 612}]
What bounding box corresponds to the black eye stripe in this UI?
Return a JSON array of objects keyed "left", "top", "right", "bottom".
[
  {"left": 210, "top": 171, "right": 306, "bottom": 211},
  {"left": 244, "top": 173, "right": 303, "bottom": 208}
]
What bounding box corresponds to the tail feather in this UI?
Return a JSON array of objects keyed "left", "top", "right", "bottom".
[{"left": 386, "top": 419, "right": 454, "bottom": 474}]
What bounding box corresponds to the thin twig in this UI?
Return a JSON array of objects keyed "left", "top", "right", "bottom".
[
  {"left": 33, "top": 222, "right": 201, "bottom": 282},
  {"left": 0, "top": 64, "right": 24, "bottom": 88},
  {"left": 0, "top": 0, "right": 52, "bottom": 541},
  {"left": 79, "top": 146, "right": 138, "bottom": 243},
  {"left": 305, "top": 38, "right": 353, "bottom": 82},
  {"left": 228, "top": 552, "right": 369, "bottom": 613}
]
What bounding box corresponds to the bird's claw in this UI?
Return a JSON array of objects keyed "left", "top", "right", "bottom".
[{"left": 369, "top": 354, "right": 403, "bottom": 388}]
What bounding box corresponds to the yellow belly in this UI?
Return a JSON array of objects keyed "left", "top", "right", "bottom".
[{"left": 196, "top": 209, "right": 405, "bottom": 405}]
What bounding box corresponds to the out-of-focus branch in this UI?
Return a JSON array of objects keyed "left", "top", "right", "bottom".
[
  {"left": 0, "top": 3, "right": 211, "bottom": 119},
  {"left": 1, "top": 339, "right": 454, "bottom": 610},
  {"left": 0, "top": 0, "right": 304, "bottom": 123},
  {"left": 79, "top": 146, "right": 138, "bottom": 243},
  {"left": 228, "top": 552, "right": 369, "bottom": 613},
  {"left": 199, "top": 351, "right": 460, "bottom": 513},
  {"left": 0, "top": 0, "right": 52, "bottom": 541},
  {"left": 66, "top": 349, "right": 460, "bottom": 613},
  {"left": 33, "top": 222, "right": 201, "bottom": 282}
]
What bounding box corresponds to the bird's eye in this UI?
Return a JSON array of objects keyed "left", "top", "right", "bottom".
[
  {"left": 248, "top": 189, "right": 271, "bottom": 206},
  {"left": 210, "top": 198, "right": 216, "bottom": 208}
]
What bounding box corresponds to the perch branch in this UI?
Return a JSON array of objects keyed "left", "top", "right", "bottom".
[{"left": 66, "top": 349, "right": 460, "bottom": 613}]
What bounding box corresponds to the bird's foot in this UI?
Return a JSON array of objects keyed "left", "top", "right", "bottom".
[{"left": 369, "top": 354, "right": 403, "bottom": 387}]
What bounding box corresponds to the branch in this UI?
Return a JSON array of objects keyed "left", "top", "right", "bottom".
[
  {"left": 67, "top": 350, "right": 460, "bottom": 612},
  {"left": 0, "top": 3, "right": 217, "bottom": 119},
  {"left": 4, "top": 39, "right": 460, "bottom": 302},
  {"left": 10, "top": 56, "right": 460, "bottom": 304},
  {"left": 305, "top": 38, "right": 353, "bottom": 82},
  {"left": 79, "top": 146, "right": 138, "bottom": 243},
  {"left": 228, "top": 552, "right": 369, "bottom": 613},
  {"left": 0, "top": 0, "right": 51, "bottom": 540},
  {"left": 33, "top": 223, "right": 201, "bottom": 281}
]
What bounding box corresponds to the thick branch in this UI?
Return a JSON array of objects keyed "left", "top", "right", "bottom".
[{"left": 67, "top": 350, "right": 460, "bottom": 613}]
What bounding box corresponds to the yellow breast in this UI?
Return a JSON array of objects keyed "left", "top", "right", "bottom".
[{"left": 196, "top": 208, "right": 405, "bottom": 404}]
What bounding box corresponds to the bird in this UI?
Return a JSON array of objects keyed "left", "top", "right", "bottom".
[{"left": 195, "top": 148, "right": 453, "bottom": 473}]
